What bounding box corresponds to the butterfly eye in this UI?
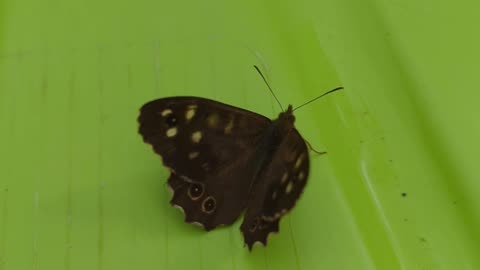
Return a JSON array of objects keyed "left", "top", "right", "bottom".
[
  {"left": 188, "top": 183, "right": 204, "bottom": 200},
  {"left": 202, "top": 196, "right": 216, "bottom": 214},
  {"left": 249, "top": 217, "right": 260, "bottom": 232},
  {"left": 165, "top": 114, "right": 178, "bottom": 127}
]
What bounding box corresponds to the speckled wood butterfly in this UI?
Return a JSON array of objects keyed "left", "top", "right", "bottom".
[{"left": 138, "top": 66, "right": 342, "bottom": 250}]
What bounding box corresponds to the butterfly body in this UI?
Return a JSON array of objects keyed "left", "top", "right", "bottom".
[{"left": 138, "top": 97, "right": 310, "bottom": 250}]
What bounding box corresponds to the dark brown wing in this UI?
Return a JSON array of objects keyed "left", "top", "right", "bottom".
[
  {"left": 138, "top": 97, "right": 271, "bottom": 180},
  {"left": 240, "top": 129, "right": 309, "bottom": 249},
  {"left": 138, "top": 96, "right": 272, "bottom": 229}
]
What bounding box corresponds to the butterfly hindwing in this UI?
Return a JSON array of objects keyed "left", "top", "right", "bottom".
[
  {"left": 166, "top": 151, "right": 262, "bottom": 230},
  {"left": 240, "top": 129, "right": 309, "bottom": 249},
  {"left": 260, "top": 129, "right": 310, "bottom": 220},
  {"left": 139, "top": 97, "right": 272, "bottom": 230}
]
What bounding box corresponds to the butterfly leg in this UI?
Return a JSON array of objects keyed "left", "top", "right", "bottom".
[{"left": 305, "top": 139, "right": 326, "bottom": 155}]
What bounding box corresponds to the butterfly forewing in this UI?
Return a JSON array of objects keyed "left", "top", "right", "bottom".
[
  {"left": 139, "top": 97, "right": 271, "bottom": 180},
  {"left": 138, "top": 97, "right": 273, "bottom": 230}
]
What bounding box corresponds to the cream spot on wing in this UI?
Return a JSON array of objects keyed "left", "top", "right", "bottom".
[
  {"left": 185, "top": 108, "right": 196, "bottom": 121},
  {"left": 166, "top": 127, "right": 177, "bottom": 137},
  {"left": 166, "top": 184, "right": 174, "bottom": 196},
  {"left": 298, "top": 171, "right": 305, "bottom": 181},
  {"left": 161, "top": 109, "right": 172, "bottom": 117},
  {"left": 272, "top": 191, "right": 277, "bottom": 200},
  {"left": 281, "top": 173, "right": 288, "bottom": 184},
  {"left": 262, "top": 208, "right": 289, "bottom": 222},
  {"left": 188, "top": 152, "right": 199, "bottom": 159},
  {"left": 273, "top": 209, "right": 288, "bottom": 220},
  {"left": 189, "top": 221, "right": 205, "bottom": 230},
  {"left": 201, "top": 163, "right": 210, "bottom": 171},
  {"left": 191, "top": 131, "right": 202, "bottom": 143},
  {"left": 285, "top": 182, "right": 294, "bottom": 194},
  {"left": 172, "top": 204, "right": 185, "bottom": 215},
  {"left": 224, "top": 118, "right": 234, "bottom": 134},
  {"left": 294, "top": 154, "right": 305, "bottom": 169},
  {"left": 207, "top": 114, "right": 219, "bottom": 127}
]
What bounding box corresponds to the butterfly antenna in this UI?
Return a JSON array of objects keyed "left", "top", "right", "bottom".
[
  {"left": 293, "top": 86, "right": 344, "bottom": 112},
  {"left": 254, "top": 65, "right": 284, "bottom": 111}
]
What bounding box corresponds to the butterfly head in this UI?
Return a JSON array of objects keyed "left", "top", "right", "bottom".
[
  {"left": 273, "top": 105, "right": 296, "bottom": 136},
  {"left": 278, "top": 105, "right": 295, "bottom": 124}
]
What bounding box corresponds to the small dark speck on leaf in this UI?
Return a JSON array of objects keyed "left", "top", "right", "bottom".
[
  {"left": 401, "top": 192, "right": 407, "bottom": 197},
  {"left": 418, "top": 237, "right": 427, "bottom": 243}
]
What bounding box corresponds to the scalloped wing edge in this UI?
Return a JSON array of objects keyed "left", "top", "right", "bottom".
[{"left": 241, "top": 219, "right": 280, "bottom": 251}]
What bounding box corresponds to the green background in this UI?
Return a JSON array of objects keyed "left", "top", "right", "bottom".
[{"left": 1, "top": 0, "right": 479, "bottom": 269}]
